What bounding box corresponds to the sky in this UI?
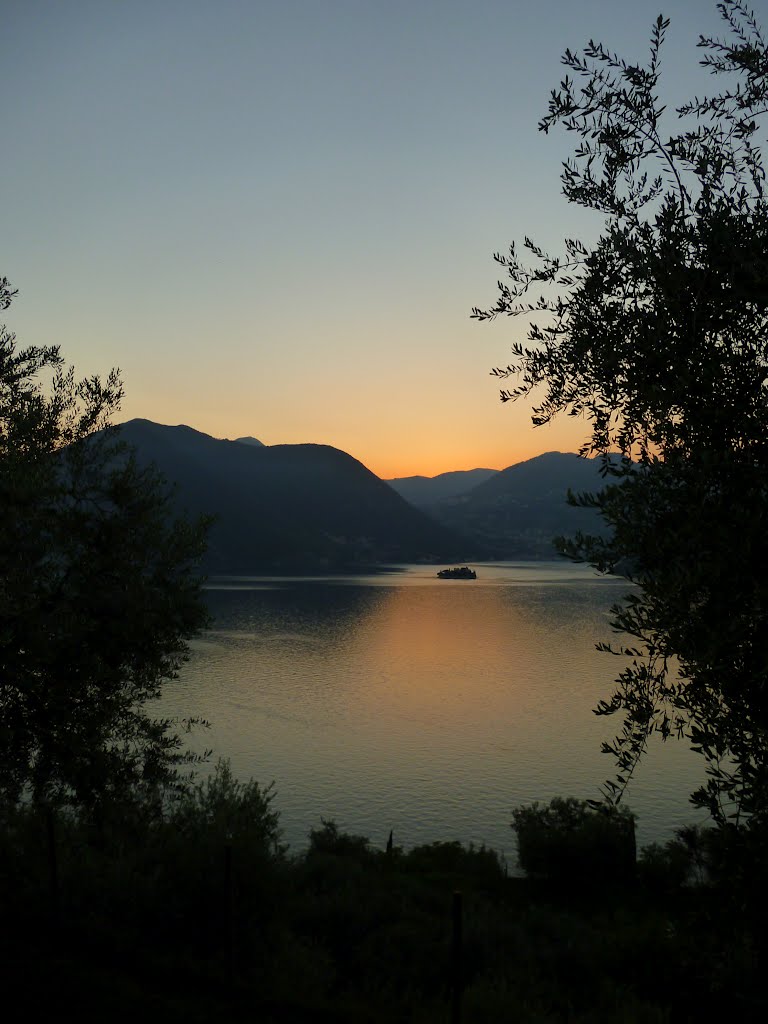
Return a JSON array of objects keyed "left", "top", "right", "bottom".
[{"left": 3, "top": 0, "right": 728, "bottom": 477}]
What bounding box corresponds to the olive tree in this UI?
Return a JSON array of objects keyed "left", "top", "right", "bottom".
[
  {"left": 473, "top": 3, "right": 768, "bottom": 827},
  {"left": 1, "top": 277, "right": 209, "bottom": 813}
]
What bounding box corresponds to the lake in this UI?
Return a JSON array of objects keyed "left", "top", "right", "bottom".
[{"left": 156, "top": 561, "right": 706, "bottom": 862}]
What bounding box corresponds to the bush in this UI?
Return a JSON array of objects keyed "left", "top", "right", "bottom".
[
  {"left": 149, "top": 759, "right": 284, "bottom": 951},
  {"left": 0, "top": 760, "right": 285, "bottom": 964},
  {"left": 307, "top": 819, "right": 373, "bottom": 862},
  {"left": 637, "top": 840, "right": 692, "bottom": 892},
  {"left": 404, "top": 841, "right": 506, "bottom": 889},
  {"left": 168, "top": 758, "right": 282, "bottom": 852},
  {"left": 512, "top": 797, "right": 636, "bottom": 882}
]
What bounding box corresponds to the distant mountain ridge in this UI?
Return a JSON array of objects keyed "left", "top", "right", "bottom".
[
  {"left": 114, "top": 421, "right": 612, "bottom": 566},
  {"left": 233, "top": 435, "right": 265, "bottom": 447},
  {"left": 116, "top": 420, "right": 475, "bottom": 572},
  {"left": 431, "top": 451, "right": 608, "bottom": 558},
  {"left": 386, "top": 468, "right": 498, "bottom": 507}
]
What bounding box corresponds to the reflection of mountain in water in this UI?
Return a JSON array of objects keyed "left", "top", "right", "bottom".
[{"left": 204, "top": 582, "right": 392, "bottom": 657}]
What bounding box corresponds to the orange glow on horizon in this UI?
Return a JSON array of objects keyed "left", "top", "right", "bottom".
[
  {"left": 347, "top": 421, "right": 591, "bottom": 479},
  {"left": 118, "top": 382, "right": 591, "bottom": 481},
  {"left": 364, "top": 438, "right": 582, "bottom": 480},
  {"left": 116, "top": 408, "right": 590, "bottom": 481}
]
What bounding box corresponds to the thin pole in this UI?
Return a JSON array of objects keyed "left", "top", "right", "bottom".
[
  {"left": 45, "top": 806, "right": 60, "bottom": 931},
  {"left": 451, "top": 890, "right": 463, "bottom": 1024},
  {"left": 224, "top": 842, "right": 234, "bottom": 971}
]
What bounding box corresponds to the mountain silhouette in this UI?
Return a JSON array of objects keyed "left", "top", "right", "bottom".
[
  {"left": 116, "top": 419, "right": 474, "bottom": 571},
  {"left": 386, "top": 468, "right": 498, "bottom": 507},
  {"left": 233, "top": 436, "right": 265, "bottom": 447},
  {"left": 430, "top": 452, "right": 607, "bottom": 558}
]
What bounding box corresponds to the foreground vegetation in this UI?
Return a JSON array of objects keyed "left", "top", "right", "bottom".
[
  {"left": 476, "top": 0, "right": 768, "bottom": 824},
  {"left": 3, "top": 4, "right": 767, "bottom": 1018},
  {"left": 1, "top": 768, "right": 764, "bottom": 1023}
]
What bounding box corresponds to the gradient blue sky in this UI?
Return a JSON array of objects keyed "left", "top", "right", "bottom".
[{"left": 3, "top": 0, "right": 725, "bottom": 476}]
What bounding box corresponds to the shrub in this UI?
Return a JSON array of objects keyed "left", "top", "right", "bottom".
[
  {"left": 512, "top": 797, "right": 636, "bottom": 882},
  {"left": 307, "top": 819, "right": 372, "bottom": 862},
  {"left": 637, "top": 840, "right": 693, "bottom": 892},
  {"left": 404, "top": 841, "right": 506, "bottom": 889},
  {"left": 168, "top": 757, "right": 282, "bottom": 852}
]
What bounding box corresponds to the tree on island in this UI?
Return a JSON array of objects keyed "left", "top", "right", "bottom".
[
  {"left": 0, "top": 276, "right": 209, "bottom": 815},
  {"left": 474, "top": 2, "right": 768, "bottom": 830}
]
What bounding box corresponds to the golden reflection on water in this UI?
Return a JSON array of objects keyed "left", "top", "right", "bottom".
[
  {"left": 348, "top": 586, "right": 533, "bottom": 717},
  {"left": 161, "top": 567, "right": 707, "bottom": 856}
]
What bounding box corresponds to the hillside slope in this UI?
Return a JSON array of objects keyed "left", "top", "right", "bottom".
[
  {"left": 433, "top": 451, "right": 607, "bottom": 558},
  {"left": 386, "top": 468, "right": 498, "bottom": 507},
  {"left": 117, "top": 419, "right": 473, "bottom": 571}
]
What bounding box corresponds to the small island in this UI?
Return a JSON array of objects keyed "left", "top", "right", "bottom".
[{"left": 437, "top": 566, "right": 477, "bottom": 579}]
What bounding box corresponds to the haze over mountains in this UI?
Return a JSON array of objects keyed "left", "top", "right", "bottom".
[
  {"left": 386, "top": 469, "right": 498, "bottom": 507},
  {"left": 415, "top": 453, "right": 605, "bottom": 558},
  {"left": 117, "top": 420, "right": 606, "bottom": 571}
]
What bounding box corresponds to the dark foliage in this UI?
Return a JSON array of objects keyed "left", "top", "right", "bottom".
[
  {"left": 1, "top": 796, "right": 764, "bottom": 1022},
  {"left": 1, "top": 281, "right": 209, "bottom": 811},
  {"left": 512, "top": 796, "right": 636, "bottom": 883},
  {"left": 474, "top": 2, "right": 768, "bottom": 828}
]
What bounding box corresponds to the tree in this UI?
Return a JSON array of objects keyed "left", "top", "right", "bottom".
[
  {"left": 0, "top": 277, "right": 209, "bottom": 813},
  {"left": 473, "top": 3, "right": 768, "bottom": 828}
]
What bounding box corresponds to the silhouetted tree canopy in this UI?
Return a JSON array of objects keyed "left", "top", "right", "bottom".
[
  {"left": 475, "top": 2, "right": 768, "bottom": 826},
  {"left": 0, "top": 277, "right": 209, "bottom": 812}
]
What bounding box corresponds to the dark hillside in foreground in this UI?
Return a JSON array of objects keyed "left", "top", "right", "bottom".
[
  {"left": 117, "top": 419, "right": 474, "bottom": 571},
  {"left": 433, "top": 451, "right": 607, "bottom": 558}
]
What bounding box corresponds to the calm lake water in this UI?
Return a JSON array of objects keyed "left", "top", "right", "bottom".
[{"left": 156, "top": 562, "right": 706, "bottom": 862}]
